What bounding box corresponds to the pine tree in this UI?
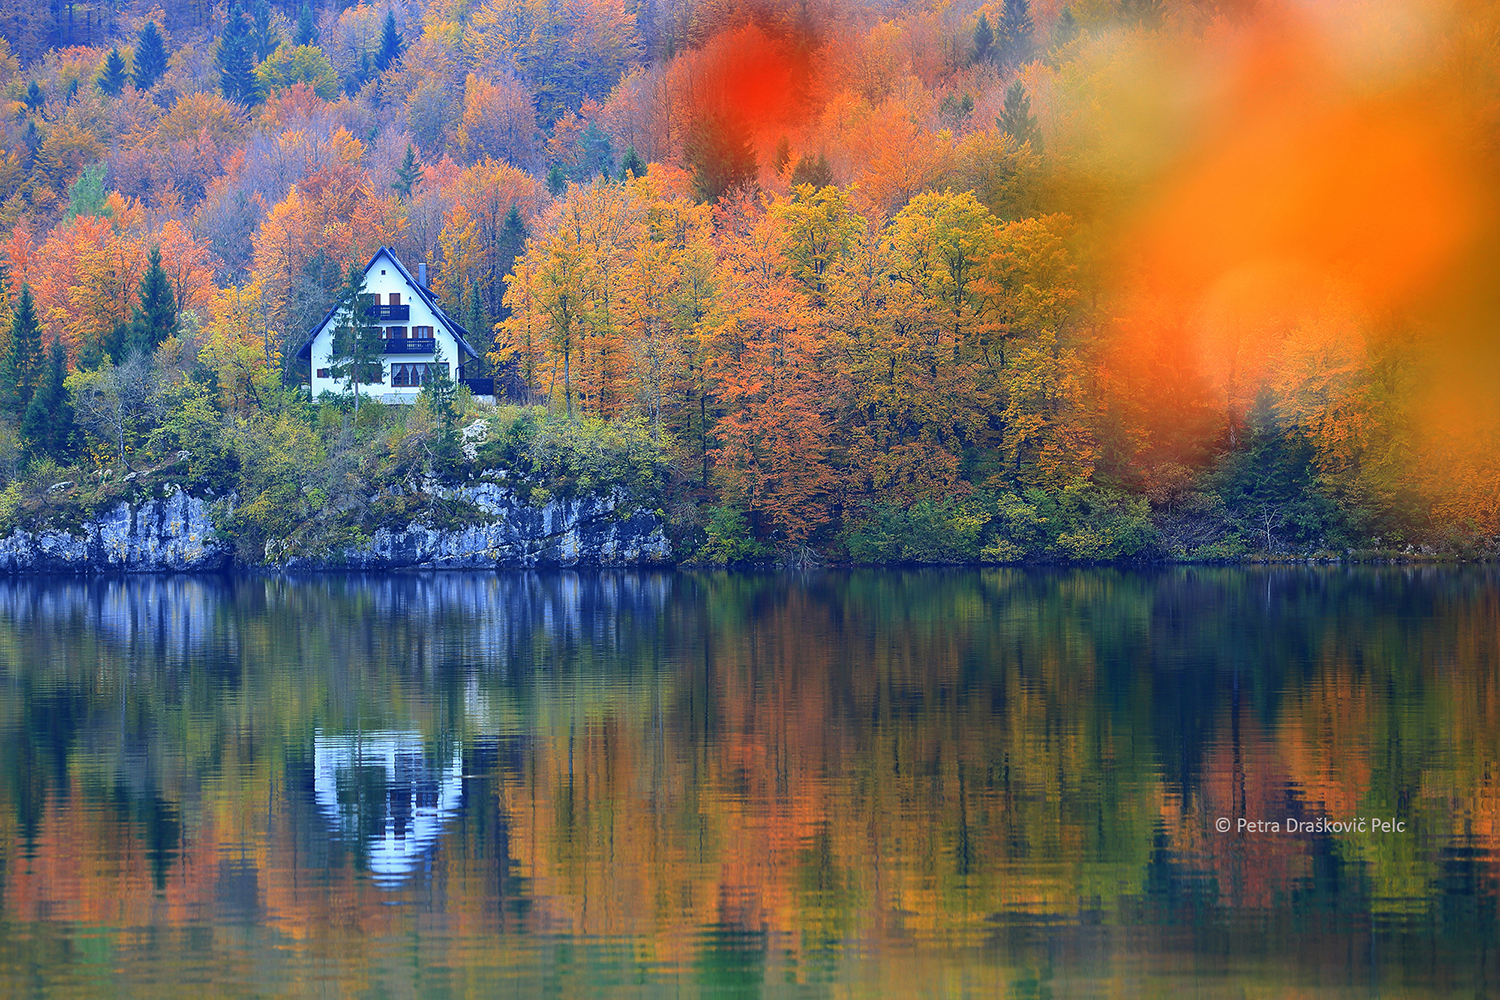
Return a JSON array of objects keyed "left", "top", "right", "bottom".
[
  {"left": 133, "top": 22, "right": 168, "bottom": 90},
  {"left": 546, "top": 165, "right": 567, "bottom": 196},
  {"left": 375, "top": 10, "right": 404, "bottom": 72},
  {"left": 1052, "top": 8, "right": 1078, "bottom": 49},
  {"left": 0, "top": 284, "right": 42, "bottom": 417},
  {"left": 392, "top": 143, "right": 421, "bottom": 198},
  {"left": 251, "top": 0, "right": 283, "bottom": 60},
  {"left": 21, "top": 338, "right": 74, "bottom": 463},
  {"left": 789, "top": 152, "right": 832, "bottom": 189},
  {"left": 218, "top": 5, "right": 260, "bottom": 105},
  {"left": 99, "top": 47, "right": 128, "bottom": 96},
  {"left": 618, "top": 145, "right": 646, "bottom": 180},
  {"left": 773, "top": 136, "right": 791, "bottom": 175},
  {"left": 687, "top": 113, "right": 756, "bottom": 202},
  {"left": 996, "top": 0, "right": 1034, "bottom": 69},
  {"left": 997, "top": 81, "right": 1040, "bottom": 149},
  {"left": 295, "top": 2, "right": 318, "bottom": 46},
  {"left": 328, "top": 263, "right": 384, "bottom": 418},
  {"left": 974, "top": 13, "right": 993, "bottom": 62},
  {"left": 24, "top": 80, "right": 42, "bottom": 111},
  {"left": 126, "top": 246, "right": 178, "bottom": 358}
]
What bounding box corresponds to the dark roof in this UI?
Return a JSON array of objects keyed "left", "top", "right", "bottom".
[{"left": 294, "top": 247, "right": 480, "bottom": 362}]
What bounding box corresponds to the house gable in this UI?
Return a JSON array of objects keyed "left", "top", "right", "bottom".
[{"left": 295, "top": 247, "right": 479, "bottom": 363}]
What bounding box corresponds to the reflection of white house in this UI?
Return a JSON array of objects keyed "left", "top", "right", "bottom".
[
  {"left": 296, "top": 247, "right": 488, "bottom": 403},
  {"left": 314, "top": 730, "right": 463, "bottom": 886}
]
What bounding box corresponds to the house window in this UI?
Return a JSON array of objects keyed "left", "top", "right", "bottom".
[
  {"left": 389, "top": 293, "right": 400, "bottom": 305},
  {"left": 391, "top": 363, "right": 449, "bottom": 387},
  {"left": 316, "top": 368, "right": 329, "bottom": 379},
  {"left": 411, "top": 326, "right": 434, "bottom": 338},
  {"left": 384, "top": 326, "right": 408, "bottom": 339}
]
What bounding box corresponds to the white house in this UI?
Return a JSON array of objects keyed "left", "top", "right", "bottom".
[{"left": 297, "top": 247, "right": 488, "bottom": 403}]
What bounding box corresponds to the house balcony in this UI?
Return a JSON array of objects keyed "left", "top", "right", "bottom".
[
  {"left": 382, "top": 338, "right": 436, "bottom": 355},
  {"left": 365, "top": 304, "right": 411, "bottom": 321}
]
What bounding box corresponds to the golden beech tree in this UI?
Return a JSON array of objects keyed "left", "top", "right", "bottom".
[{"left": 707, "top": 204, "right": 836, "bottom": 546}]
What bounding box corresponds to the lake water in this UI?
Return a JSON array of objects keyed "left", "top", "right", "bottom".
[{"left": 0, "top": 568, "right": 1496, "bottom": 998}]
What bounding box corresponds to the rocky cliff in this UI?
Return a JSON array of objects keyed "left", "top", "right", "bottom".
[
  {"left": 0, "top": 487, "right": 231, "bottom": 574},
  {"left": 0, "top": 484, "right": 670, "bottom": 573},
  {"left": 277, "top": 484, "right": 670, "bottom": 570}
]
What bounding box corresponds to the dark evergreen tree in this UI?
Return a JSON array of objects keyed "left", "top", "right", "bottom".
[
  {"left": 126, "top": 246, "right": 178, "bottom": 358},
  {"left": 773, "top": 136, "right": 791, "bottom": 175},
  {"left": 789, "top": 151, "right": 832, "bottom": 189},
  {"left": 973, "top": 12, "right": 993, "bottom": 62},
  {"left": 1052, "top": 8, "right": 1078, "bottom": 49},
  {"left": 251, "top": 0, "right": 282, "bottom": 61},
  {"left": 133, "top": 22, "right": 168, "bottom": 90},
  {"left": 392, "top": 143, "right": 421, "bottom": 198},
  {"left": 997, "top": 81, "right": 1040, "bottom": 149},
  {"left": 1211, "top": 388, "right": 1347, "bottom": 553},
  {"left": 375, "top": 10, "right": 404, "bottom": 72},
  {"left": 573, "top": 122, "right": 615, "bottom": 181},
  {"left": 327, "top": 264, "right": 384, "bottom": 418},
  {"left": 24, "top": 80, "right": 42, "bottom": 111},
  {"left": 686, "top": 113, "right": 756, "bottom": 202},
  {"left": 0, "top": 284, "right": 43, "bottom": 416},
  {"left": 996, "top": 0, "right": 1034, "bottom": 69},
  {"left": 418, "top": 342, "right": 459, "bottom": 473},
  {"left": 618, "top": 145, "right": 646, "bottom": 180},
  {"left": 98, "top": 47, "right": 128, "bottom": 96},
  {"left": 295, "top": 2, "right": 318, "bottom": 46},
  {"left": 21, "top": 338, "right": 74, "bottom": 463},
  {"left": 546, "top": 164, "right": 567, "bottom": 196},
  {"left": 218, "top": 5, "right": 260, "bottom": 105},
  {"left": 465, "top": 283, "right": 485, "bottom": 347}
]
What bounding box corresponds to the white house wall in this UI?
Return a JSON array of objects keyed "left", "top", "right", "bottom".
[{"left": 308, "top": 254, "right": 461, "bottom": 404}]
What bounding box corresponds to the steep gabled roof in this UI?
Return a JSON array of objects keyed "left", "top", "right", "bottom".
[{"left": 294, "top": 247, "right": 480, "bottom": 362}]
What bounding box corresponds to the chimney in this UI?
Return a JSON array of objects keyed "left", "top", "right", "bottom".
[{"left": 418, "top": 261, "right": 428, "bottom": 288}]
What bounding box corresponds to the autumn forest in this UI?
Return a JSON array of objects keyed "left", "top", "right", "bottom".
[{"left": 0, "top": 0, "right": 1496, "bottom": 563}]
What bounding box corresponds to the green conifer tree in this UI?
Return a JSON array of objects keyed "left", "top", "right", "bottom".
[
  {"left": 996, "top": 0, "right": 1034, "bottom": 69},
  {"left": 133, "top": 22, "right": 168, "bottom": 90},
  {"left": 99, "top": 48, "right": 128, "bottom": 96},
  {"left": 618, "top": 145, "right": 646, "bottom": 180},
  {"left": 295, "top": 2, "right": 318, "bottom": 46},
  {"left": 392, "top": 143, "right": 421, "bottom": 198},
  {"left": 21, "top": 338, "right": 74, "bottom": 463},
  {"left": 219, "top": 5, "right": 260, "bottom": 105},
  {"left": 126, "top": 246, "right": 178, "bottom": 358},
  {"left": 24, "top": 80, "right": 42, "bottom": 111},
  {"left": 0, "top": 284, "right": 42, "bottom": 416},
  {"left": 974, "top": 13, "right": 993, "bottom": 62},
  {"left": 328, "top": 263, "right": 384, "bottom": 419},
  {"left": 375, "top": 10, "right": 404, "bottom": 72},
  {"left": 997, "top": 81, "right": 1040, "bottom": 149},
  {"left": 546, "top": 165, "right": 567, "bottom": 196},
  {"left": 251, "top": 0, "right": 282, "bottom": 60}
]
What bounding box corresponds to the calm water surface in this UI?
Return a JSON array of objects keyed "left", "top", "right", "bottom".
[{"left": 0, "top": 568, "right": 1496, "bottom": 998}]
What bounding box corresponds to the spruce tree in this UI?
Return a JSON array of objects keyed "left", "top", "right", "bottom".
[
  {"left": 392, "top": 143, "right": 421, "bottom": 198},
  {"left": 295, "top": 2, "right": 318, "bottom": 46},
  {"left": 997, "top": 81, "right": 1040, "bottom": 149},
  {"left": 996, "top": 0, "right": 1034, "bottom": 69},
  {"left": 1052, "top": 8, "right": 1078, "bottom": 49},
  {"left": 133, "top": 22, "right": 168, "bottom": 90},
  {"left": 251, "top": 0, "right": 282, "bottom": 60},
  {"left": 218, "top": 5, "right": 260, "bottom": 105},
  {"left": 0, "top": 284, "right": 42, "bottom": 417},
  {"left": 24, "top": 80, "right": 42, "bottom": 111},
  {"left": 974, "top": 13, "right": 993, "bottom": 62},
  {"left": 328, "top": 264, "right": 384, "bottom": 418},
  {"left": 99, "top": 48, "right": 128, "bottom": 96},
  {"left": 21, "top": 338, "right": 74, "bottom": 463},
  {"left": 618, "top": 145, "right": 646, "bottom": 180},
  {"left": 126, "top": 246, "right": 178, "bottom": 358},
  {"left": 375, "top": 10, "right": 404, "bottom": 72}
]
